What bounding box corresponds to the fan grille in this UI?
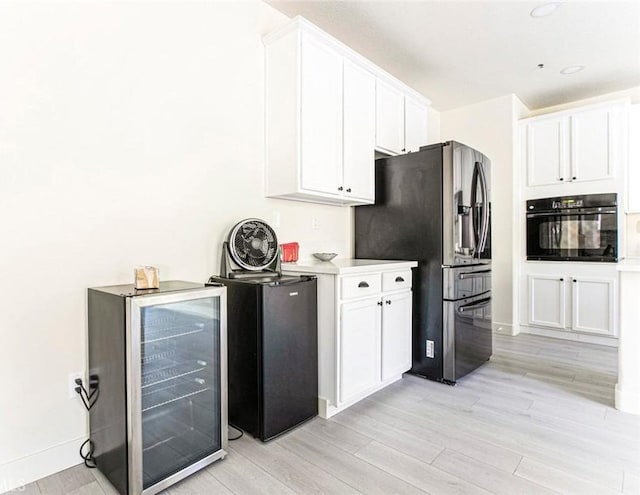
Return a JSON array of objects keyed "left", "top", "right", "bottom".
[{"left": 228, "top": 219, "right": 278, "bottom": 271}]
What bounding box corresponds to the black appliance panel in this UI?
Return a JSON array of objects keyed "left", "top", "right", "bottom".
[
  {"left": 526, "top": 193, "right": 618, "bottom": 262},
  {"left": 208, "top": 275, "right": 318, "bottom": 441},
  {"left": 261, "top": 281, "right": 318, "bottom": 440},
  {"left": 447, "top": 294, "right": 492, "bottom": 381}
]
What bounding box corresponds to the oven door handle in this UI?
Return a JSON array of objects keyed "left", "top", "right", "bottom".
[
  {"left": 527, "top": 208, "right": 617, "bottom": 218},
  {"left": 458, "top": 297, "right": 491, "bottom": 313},
  {"left": 459, "top": 270, "right": 491, "bottom": 280}
]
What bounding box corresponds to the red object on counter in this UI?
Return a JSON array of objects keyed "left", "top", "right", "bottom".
[{"left": 281, "top": 242, "right": 299, "bottom": 262}]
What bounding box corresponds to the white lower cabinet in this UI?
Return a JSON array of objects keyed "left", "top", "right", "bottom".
[
  {"left": 339, "top": 297, "right": 381, "bottom": 403},
  {"left": 283, "top": 259, "right": 417, "bottom": 418},
  {"left": 572, "top": 277, "right": 615, "bottom": 335},
  {"left": 526, "top": 271, "right": 616, "bottom": 338},
  {"left": 529, "top": 275, "right": 566, "bottom": 329},
  {"left": 381, "top": 291, "right": 412, "bottom": 381}
]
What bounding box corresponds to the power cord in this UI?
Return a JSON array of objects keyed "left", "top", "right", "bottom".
[
  {"left": 228, "top": 425, "right": 243, "bottom": 441},
  {"left": 79, "top": 439, "right": 97, "bottom": 469},
  {"left": 74, "top": 376, "right": 100, "bottom": 468},
  {"left": 74, "top": 376, "right": 99, "bottom": 411}
]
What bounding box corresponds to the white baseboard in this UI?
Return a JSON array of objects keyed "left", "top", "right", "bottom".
[
  {"left": 519, "top": 325, "right": 618, "bottom": 347},
  {"left": 493, "top": 321, "right": 519, "bottom": 336},
  {"left": 615, "top": 384, "right": 640, "bottom": 415},
  {"left": 0, "top": 437, "right": 83, "bottom": 492}
]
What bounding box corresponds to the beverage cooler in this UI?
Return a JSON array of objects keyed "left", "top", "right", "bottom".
[{"left": 88, "top": 281, "right": 227, "bottom": 495}]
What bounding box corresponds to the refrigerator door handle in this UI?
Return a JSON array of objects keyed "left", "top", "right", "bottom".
[
  {"left": 478, "top": 162, "right": 490, "bottom": 255},
  {"left": 458, "top": 270, "right": 491, "bottom": 280},
  {"left": 470, "top": 162, "right": 481, "bottom": 257},
  {"left": 458, "top": 297, "right": 491, "bottom": 313}
]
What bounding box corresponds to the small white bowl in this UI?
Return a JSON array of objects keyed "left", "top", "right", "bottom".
[{"left": 312, "top": 252, "right": 338, "bottom": 262}]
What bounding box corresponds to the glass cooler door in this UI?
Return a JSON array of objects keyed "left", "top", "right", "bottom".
[{"left": 128, "top": 287, "right": 226, "bottom": 494}]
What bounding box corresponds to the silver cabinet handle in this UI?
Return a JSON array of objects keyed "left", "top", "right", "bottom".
[
  {"left": 358, "top": 281, "right": 369, "bottom": 288},
  {"left": 395, "top": 276, "right": 405, "bottom": 282}
]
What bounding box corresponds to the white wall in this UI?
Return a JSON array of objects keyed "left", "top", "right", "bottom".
[
  {"left": 440, "top": 94, "right": 529, "bottom": 333},
  {"left": 0, "top": 1, "right": 355, "bottom": 488}
]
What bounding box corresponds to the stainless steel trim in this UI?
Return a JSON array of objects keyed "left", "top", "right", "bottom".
[
  {"left": 442, "top": 300, "right": 455, "bottom": 382},
  {"left": 129, "top": 286, "right": 228, "bottom": 495},
  {"left": 459, "top": 270, "right": 491, "bottom": 280},
  {"left": 219, "top": 289, "right": 229, "bottom": 450},
  {"left": 142, "top": 449, "right": 227, "bottom": 495},
  {"left": 125, "top": 299, "right": 133, "bottom": 494},
  {"left": 442, "top": 142, "right": 455, "bottom": 266},
  {"left": 458, "top": 298, "right": 491, "bottom": 313},
  {"left": 128, "top": 296, "right": 143, "bottom": 495}
]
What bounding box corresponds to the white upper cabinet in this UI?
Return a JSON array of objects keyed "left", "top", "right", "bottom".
[
  {"left": 570, "top": 106, "right": 615, "bottom": 182},
  {"left": 300, "top": 34, "right": 343, "bottom": 196},
  {"left": 404, "top": 97, "right": 429, "bottom": 153},
  {"left": 343, "top": 59, "right": 376, "bottom": 202},
  {"left": 520, "top": 101, "right": 627, "bottom": 196},
  {"left": 264, "top": 17, "right": 430, "bottom": 206},
  {"left": 525, "top": 116, "right": 566, "bottom": 187},
  {"left": 627, "top": 104, "right": 640, "bottom": 213},
  {"left": 375, "top": 79, "right": 405, "bottom": 155}
]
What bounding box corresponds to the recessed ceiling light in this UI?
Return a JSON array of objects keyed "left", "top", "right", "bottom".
[
  {"left": 530, "top": 3, "right": 560, "bottom": 18},
  {"left": 560, "top": 65, "right": 585, "bottom": 75}
]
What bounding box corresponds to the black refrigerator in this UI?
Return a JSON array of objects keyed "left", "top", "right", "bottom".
[
  {"left": 207, "top": 275, "right": 318, "bottom": 441},
  {"left": 355, "top": 141, "right": 493, "bottom": 384}
]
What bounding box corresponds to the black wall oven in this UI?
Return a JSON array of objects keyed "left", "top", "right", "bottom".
[{"left": 526, "top": 193, "right": 618, "bottom": 262}]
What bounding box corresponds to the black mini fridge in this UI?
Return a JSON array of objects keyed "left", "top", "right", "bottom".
[{"left": 208, "top": 275, "right": 318, "bottom": 441}]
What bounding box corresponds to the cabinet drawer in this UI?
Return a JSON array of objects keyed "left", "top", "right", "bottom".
[
  {"left": 341, "top": 273, "right": 381, "bottom": 300},
  {"left": 382, "top": 270, "right": 412, "bottom": 292}
]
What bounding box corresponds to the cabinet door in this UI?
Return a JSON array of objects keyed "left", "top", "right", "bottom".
[
  {"left": 375, "top": 79, "right": 405, "bottom": 154},
  {"left": 570, "top": 106, "right": 616, "bottom": 182},
  {"left": 571, "top": 277, "right": 615, "bottom": 335},
  {"left": 381, "top": 291, "right": 412, "bottom": 381},
  {"left": 628, "top": 105, "right": 640, "bottom": 212},
  {"left": 528, "top": 275, "right": 566, "bottom": 328},
  {"left": 339, "top": 298, "right": 381, "bottom": 404},
  {"left": 404, "top": 97, "right": 428, "bottom": 153},
  {"left": 300, "top": 34, "right": 343, "bottom": 196},
  {"left": 526, "top": 117, "right": 566, "bottom": 187},
  {"left": 343, "top": 60, "right": 375, "bottom": 202}
]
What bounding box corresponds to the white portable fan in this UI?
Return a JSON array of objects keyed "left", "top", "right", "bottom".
[{"left": 220, "top": 218, "right": 282, "bottom": 278}]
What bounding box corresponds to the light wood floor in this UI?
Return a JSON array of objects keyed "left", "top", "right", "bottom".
[{"left": 9, "top": 333, "right": 640, "bottom": 495}]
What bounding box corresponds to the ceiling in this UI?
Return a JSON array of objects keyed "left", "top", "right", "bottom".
[{"left": 266, "top": 1, "right": 640, "bottom": 111}]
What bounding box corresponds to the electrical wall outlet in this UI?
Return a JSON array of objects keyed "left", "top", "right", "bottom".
[
  {"left": 68, "top": 372, "right": 84, "bottom": 399},
  {"left": 311, "top": 217, "right": 320, "bottom": 230},
  {"left": 426, "top": 340, "right": 434, "bottom": 358}
]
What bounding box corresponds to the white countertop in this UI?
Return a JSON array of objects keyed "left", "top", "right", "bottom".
[
  {"left": 282, "top": 258, "right": 418, "bottom": 275},
  {"left": 617, "top": 258, "right": 640, "bottom": 272}
]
